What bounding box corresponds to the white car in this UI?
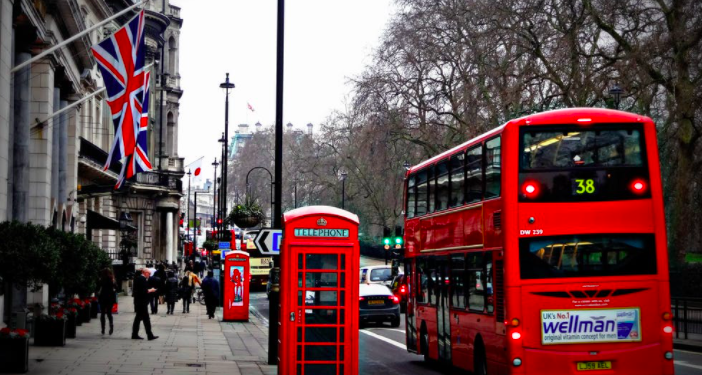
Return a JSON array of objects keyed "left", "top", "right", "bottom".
[{"left": 359, "top": 265, "right": 401, "bottom": 287}]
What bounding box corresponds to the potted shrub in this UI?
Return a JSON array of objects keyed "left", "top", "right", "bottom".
[
  {"left": 34, "top": 311, "right": 67, "bottom": 347},
  {"left": 228, "top": 195, "right": 265, "bottom": 228},
  {"left": 65, "top": 308, "right": 78, "bottom": 338},
  {"left": 0, "top": 328, "right": 30, "bottom": 373},
  {"left": 89, "top": 296, "right": 99, "bottom": 319},
  {"left": 69, "top": 299, "right": 84, "bottom": 326},
  {"left": 80, "top": 299, "right": 92, "bottom": 323}
]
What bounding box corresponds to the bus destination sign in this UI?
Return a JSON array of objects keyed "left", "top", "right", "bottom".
[{"left": 294, "top": 228, "right": 349, "bottom": 238}]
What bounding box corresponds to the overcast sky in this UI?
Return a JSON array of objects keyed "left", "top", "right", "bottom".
[{"left": 173, "top": 0, "right": 396, "bottom": 185}]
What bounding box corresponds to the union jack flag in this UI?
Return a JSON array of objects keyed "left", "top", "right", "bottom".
[{"left": 91, "top": 10, "right": 152, "bottom": 188}]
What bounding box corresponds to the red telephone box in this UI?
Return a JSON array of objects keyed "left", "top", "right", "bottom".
[
  {"left": 223, "top": 250, "right": 250, "bottom": 321},
  {"left": 279, "top": 206, "right": 360, "bottom": 375}
]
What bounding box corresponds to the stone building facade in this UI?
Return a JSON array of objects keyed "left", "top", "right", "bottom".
[{"left": 0, "top": 0, "right": 184, "bottom": 321}]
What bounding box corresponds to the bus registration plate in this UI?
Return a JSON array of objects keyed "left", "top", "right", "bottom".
[{"left": 577, "top": 361, "right": 611, "bottom": 371}]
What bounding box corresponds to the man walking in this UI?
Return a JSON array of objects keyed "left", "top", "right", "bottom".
[
  {"left": 132, "top": 269, "right": 159, "bottom": 340},
  {"left": 201, "top": 270, "right": 220, "bottom": 319}
]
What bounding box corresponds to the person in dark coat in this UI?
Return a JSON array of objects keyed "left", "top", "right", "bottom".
[
  {"left": 132, "top": 269, "right": 158, "bottom": 340},
  {"left": 98, "top": 268, "right": 117, "bottom": 335},
  {"left": 201, "top": 270, "right": 220, "bottom": 319},
  {"left": 164, "top": 271, "right": 179, "bottom": 315},
  {"left": 153, "top": 263, "right": 167, "bottom": 307},
  {"left": 148, "top": 269, "right": 162, "bottom": 314},
  {"left": 179, "top": 275, "right": 193, "bottom": 313}
]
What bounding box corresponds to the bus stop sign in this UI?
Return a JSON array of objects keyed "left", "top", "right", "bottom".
[{"left": 254, "top": 229, "right": 282, "bottom": 255}]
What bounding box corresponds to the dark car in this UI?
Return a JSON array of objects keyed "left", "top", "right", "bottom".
[
  {"left": 359, "top": 283, "right": 401, "bottom": 328},
  {"left": 390, "top": 274, "right": 408, "bottom": 313}
]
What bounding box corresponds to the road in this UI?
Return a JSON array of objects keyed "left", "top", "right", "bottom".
[{"left": 246, "top": 256, "right": 702, "bottom": 374}]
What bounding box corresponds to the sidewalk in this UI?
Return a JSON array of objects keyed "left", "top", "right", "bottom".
[{"left": 16, "top": 295, "right": 276, "bottom": 375}]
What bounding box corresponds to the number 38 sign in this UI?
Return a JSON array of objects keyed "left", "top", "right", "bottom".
[{"left": 573, "top": 178, "right": 596, "bottom": 194}]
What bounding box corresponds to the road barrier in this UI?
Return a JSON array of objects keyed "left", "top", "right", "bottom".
[{"left": 672, "top": 297, "right": 702, "bottom": 339}]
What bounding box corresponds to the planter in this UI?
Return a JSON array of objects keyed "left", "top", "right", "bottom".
[
  {"left": 232, "top": 216, "right": 261, "bottom": 228},
  {"left": 80, "top": 306, "right": 91, "bottom": 324},
  {"left": 34, "top": 319, "right": 66, "bottom": 347},
  {"left": 0, "top": 337, "right": 29, "bottom": 373},
  {"left": 66, "top": 314, "right": 77, "bottom": 338},
  {"left": 90, "top": 301, "right": 99, "bottom": 319}
]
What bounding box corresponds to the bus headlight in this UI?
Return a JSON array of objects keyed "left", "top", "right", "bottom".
[{"left": 513, "top": 358, "right": 522, "bottom": 366}]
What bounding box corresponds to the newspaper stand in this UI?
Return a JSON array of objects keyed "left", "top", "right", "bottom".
[
  {"left": 279, "top": 206, "right": 360, "bottom": 375},
  {"left": 223, "top": 250, "right": 250, "bottom": 321}
]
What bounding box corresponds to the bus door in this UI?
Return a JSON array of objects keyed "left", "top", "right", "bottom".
[
  {"left": 405, "top": 259, "right": 417, "bottom": 352},
  {"left": 436, "top": 257, "right": 451, "bottom": 362}
]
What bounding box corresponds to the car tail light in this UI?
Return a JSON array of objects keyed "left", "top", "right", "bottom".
[
  {"left": 389, "top": 295, "right": 400, "bottom": 304},
  {"left": 359, "top": 296, "right": 365, "bottom": 301}
]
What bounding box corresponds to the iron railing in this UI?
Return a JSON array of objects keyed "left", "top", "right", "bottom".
[{"left": 672, "top": 297, "right": 702, "bottom": 339}]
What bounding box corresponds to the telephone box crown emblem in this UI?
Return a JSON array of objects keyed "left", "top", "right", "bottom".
[{"left": 317, "top": 217, "right": 327, "bottom": 226}]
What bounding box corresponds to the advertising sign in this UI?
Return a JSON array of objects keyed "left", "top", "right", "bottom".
[
  {"left": 229, "top": 265, "right": 246, "bottom": 307},
  {"left": 541, "top": 308, "right": 641, "bottom": 345}
]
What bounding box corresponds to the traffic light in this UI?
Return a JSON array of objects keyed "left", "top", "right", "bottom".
[
  {"left": 217, "top": 217, "right": 223, "bottom": 225},
  {"left": 383, "top": 237, "right": 391, "bottom": 250},
  {"left": 394, "top": 236, "right": 403, "bottom": 249}
]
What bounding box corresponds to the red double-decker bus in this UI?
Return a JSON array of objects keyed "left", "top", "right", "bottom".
[{"left": 402, "top": 108, "right": 673, "bottom": 374}]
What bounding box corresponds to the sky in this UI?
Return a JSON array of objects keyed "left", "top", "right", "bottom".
[{"left": 173, "top": 0, "right": 396, "bottom": 185}]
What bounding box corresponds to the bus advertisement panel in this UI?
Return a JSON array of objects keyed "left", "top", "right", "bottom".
[{"left": 402, "top": 108, "right": 673, "bottom": 375}]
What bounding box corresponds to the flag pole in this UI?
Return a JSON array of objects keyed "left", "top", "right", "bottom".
[
  {"left": 33, "top": 63, "right": 155, "bottom": 128},
  {"left": 11, "top": 0, "right": 150, "bottom": 73}
]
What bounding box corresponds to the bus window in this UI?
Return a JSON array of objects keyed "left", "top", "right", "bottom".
[
  {"left": 428, "top": 165, "right": 435, "bottom": 213},
  {"left": 450, "top": 254, "right": 466, "bottom": 309},
  {"left": 520, "top": 234, "right": 657, "bottom": 279},
  {"left": 427, "top": 258, "right": 438, "bottom": 306},
  {"left": 416, "top": 170, "right": 428, "bottom": 216},
  {"left": 467, "top": 253, "right": 485, "bottom": 312},
  {"left": 466, "top": 145, "right": 482, "bottom": 203},
  {"left": 485, "top": 136, "right": 501, "bottom": 199},
  {"left": 449, "top": 153, "right": 465, "bottom": 207},
  {"left": 417, "top": 258, "right": 427, "bottom": 303},
  {"left": 406, "top": 174, "right": 416, "bottom": 218},
  {"left": 484, "top": 252, "right": 494, "bottom": 314},
  {"left": 435, "top": 160, "right": 449, "bottom": 211}
]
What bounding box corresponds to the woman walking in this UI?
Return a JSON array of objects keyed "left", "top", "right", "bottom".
[
  {"left": 98, "top": 268, "right": 117, "bottom": 335},
  {"left": 164, "top": 271, "right": 179, "bottom": 314},
  {"left": 180, "top": 275, "right": 193, "bottom": 313}
]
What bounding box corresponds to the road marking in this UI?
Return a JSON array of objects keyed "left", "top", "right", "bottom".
[
  {"left": 676, "top": 361, "right": 702, "bottom": 370},
  {"left": 368, "top": 328, "right": 406, "bottom": 334},
  {"left": 675, "top": 349, "right": 702, "bottom": 356},
  {"left": 360, "top": 329, "right": 407, "bottom": 350}
]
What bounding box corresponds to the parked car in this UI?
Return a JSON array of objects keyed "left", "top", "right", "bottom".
[
  {"left": 359, "top": 283, "right": 401, "bottom": 328},
  {"left": 359, "top": 265, "right": 401, "bottom": 287},
  {"left": 390, "top": 274, "right": 409, "bottom": 313}
]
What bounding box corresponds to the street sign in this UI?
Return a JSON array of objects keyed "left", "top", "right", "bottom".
[
  {"left": 254, "top": 229, "right": 282, "bottom": 255},
  {"left": 219, "top": 242, "right": 231, "bottom": 249}
]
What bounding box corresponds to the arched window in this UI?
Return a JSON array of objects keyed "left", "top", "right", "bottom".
[{"left": 168, "top": 37, "right": 177, "bottom": 75}]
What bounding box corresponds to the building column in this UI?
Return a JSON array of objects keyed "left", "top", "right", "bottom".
[
  {"left": 58, "top": 99, "right": 67, "bottom": 229},
  {"left": 166, "top": 211, "right": 174, "bottom": 263},
  {"left": 50, "top": 89, "right": 59, "bottom": 223},
  {"left": 0, "top": 0, "right": 14, "bottom": 224},
  {"left": 12, "top": 52, "right": 30, "bottom": 223},
  {"left": 28, "top": 59, "right": 55, "bottom": 226}
]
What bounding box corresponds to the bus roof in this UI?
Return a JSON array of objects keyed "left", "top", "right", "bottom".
[{"left": 407, "top": 107, "right": 652, "bottom": 174}]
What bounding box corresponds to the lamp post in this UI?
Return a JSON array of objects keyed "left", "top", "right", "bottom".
[
  {"left": 212, "top": 158, "right": 219, "bottom": 230},
  {"left": 186, "top": 169, "right": 192, "bottom": 255},
  {"left": 340, "top": 170, "right": 348, "bottom": 210},
  {"left": 218, "top": 133, "right": 226, "bottom": 241},
  {"left": 609, "top": 83, "right": 623, "bottom": 110},
  {"left": 220, "top": 74, "right": 235, "bottom": 240},
  {"left": 245, "top": 166, "right": 274, "bottom": 225}
]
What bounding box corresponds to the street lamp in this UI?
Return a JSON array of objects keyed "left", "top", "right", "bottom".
[
  {"left": 609, "top": 83, "right": 623, "bottom": 110},
  {"left": 186, "top": 169, "right": 192, "bottom": 249},
  {"left": 218, "top": 133, "right": 226, "bottom": 240},
  {"left": 340, "top": 170, "right": 348, "bottom": 210},
  {"left": 212, "top": 158, "right": 219, "bottom": 229},
  {"left": 220, "top": 74, "right": 235, "bottom": 240}
]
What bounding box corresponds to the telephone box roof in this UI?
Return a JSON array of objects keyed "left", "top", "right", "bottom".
[{"left": 284, "top": 206, "right": 359, "bottom": 225}]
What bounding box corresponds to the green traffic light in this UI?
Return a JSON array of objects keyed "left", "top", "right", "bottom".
[
  {"left": 395, "top": 237, "right": 403, "bottom": 245},
  {"left": 383, "top": 238, "right": 391, "bottom": 245}
]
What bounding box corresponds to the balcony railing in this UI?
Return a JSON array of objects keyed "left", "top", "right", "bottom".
[
  {"left": 169, "top": 6, "right": 181, "bottom": 18},
  {"left": 135, "top": 171, "right": 183, "bottom": 192}
]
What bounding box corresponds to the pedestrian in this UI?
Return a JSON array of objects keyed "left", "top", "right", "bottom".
[
  {"left": 132, "top": 269, "right": 159, "bottom": 340},
  {"left": 148, "top": 267, "right": 162, "bottom": 314},
  {"left": 179, "top": 275, "right": 193, "bottom": 313},
  {"left": 154, "top": 263, "right": 167, "bottom": 306},
  {"left": 164, "top": 271, "right": 179, "bottom": 315},
  {"left": 184, "top": 269, "right": 201, "bottom": 303},
  {"left": 171, "top": 261, "right": 179, "bottom": 273},
  {"left": 98, "top": 268, "right": 117, "bottom": 335},
  {"left": 201, "top": 270, "right": 220, "bottom": 319}
]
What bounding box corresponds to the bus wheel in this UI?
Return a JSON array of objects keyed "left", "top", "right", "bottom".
[{"left": 474, "top": 343, "right": 487, "bottom": 375}]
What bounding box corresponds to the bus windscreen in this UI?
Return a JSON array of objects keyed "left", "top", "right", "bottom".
[{"left": 520, "top": 234, "right": 657, "bottom": 279}]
